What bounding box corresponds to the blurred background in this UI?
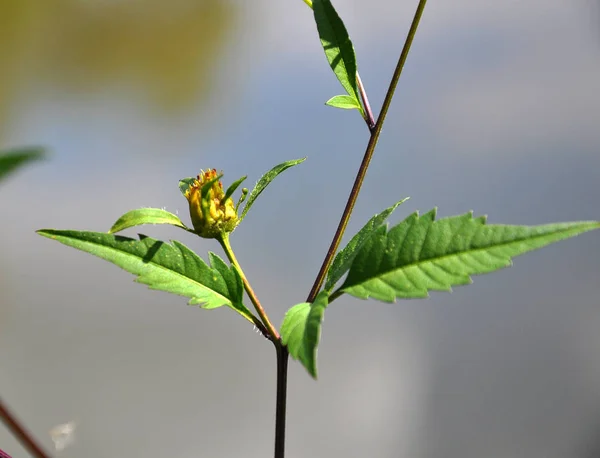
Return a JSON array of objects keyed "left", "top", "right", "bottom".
[{"left": 1, "top": 0, "right": 599, "bottom": 456}]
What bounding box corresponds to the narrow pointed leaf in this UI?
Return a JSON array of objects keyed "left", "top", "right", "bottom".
[
  {"left": 109, "top": 208, "right": 193, "bottom": 234},
  {"left": 36, "top": 230, "right": 255, "bottom": 322},
  {"left": 339, "top": 209, "right": 600, "bottom": 301},
  {"left": 0, "top": 147, "right": 44, "bottom": 182},
  {"left": 313, "top": 0, "right": 362, "bottom": 112},
  {"left": 325, "top": 95, "right": 362, "bottom": 111},
  {"left": 224, "top": 175, "right": 247, "bottom": 203},
  {"left": 281, "top": 291, "right": 329, "bottom": 379},
  {"left": 240, "top": 158, "right": 306, "bottom": 222},
  {"left": 325, "top": 198, "right": 409, "bottom": 292}
]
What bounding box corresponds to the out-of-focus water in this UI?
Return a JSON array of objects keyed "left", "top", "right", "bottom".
[{"left": 1, "top": 1, "right": 600, "bottom": 457}]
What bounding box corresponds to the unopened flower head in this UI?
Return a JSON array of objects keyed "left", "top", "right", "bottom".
[{"left": 184, "top": 169, "right": 239, "bottom": 238}]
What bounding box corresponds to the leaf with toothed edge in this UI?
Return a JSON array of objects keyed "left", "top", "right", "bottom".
[
  {"left": 337, "top": 209, "right": 600, "bottom": 302},
  {"left": 325, "top": 198, "right": 409, "bottom": 292},
  {"left": 36, "top": 229, "right": 257, "bottom": 323}
]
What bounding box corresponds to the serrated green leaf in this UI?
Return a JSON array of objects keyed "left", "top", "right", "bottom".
[
  {"left": 325, "top": 94, "right": 362, "bottom": 110},
  {"left": 240, "top": 158, "right": 306, "bottom": 222},
  {"left": 36, "top": 229, "right": 255, "bottom": 322},
  {"left": 325, "top": 198, "right": 409, "bottom": 292},
  {"left": 0, "top": 147, "right": 45, "bottom": 183},
  {"left": 179, "top": 177, "right": 195, "bottom": 196},
  {"left": 313, "top": 0, "right": 362, "bottom": 114},
  {"left": 281, "top": 291, "right": 329, "bottom": 379},
  {"left": 338, "top": 209, "right": 600, "bottom": 302},
  {"left": 109, "top": 208, "right": 193, "bottom": 234}
]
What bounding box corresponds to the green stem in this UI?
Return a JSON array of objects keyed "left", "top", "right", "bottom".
[
  {"left": 219, "top": 234, "right": 280, "bottom": 341},
  {"left": 306, "top": 0, "right": 428, "bottom": 302}
]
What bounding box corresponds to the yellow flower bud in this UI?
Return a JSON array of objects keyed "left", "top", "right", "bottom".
[{"left": 184, "top": 169, "right": 239, "bottom": 238}]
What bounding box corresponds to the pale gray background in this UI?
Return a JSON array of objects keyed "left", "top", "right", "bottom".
[{"left": 1, "top": 1, "right": 600, "bottom": 457}]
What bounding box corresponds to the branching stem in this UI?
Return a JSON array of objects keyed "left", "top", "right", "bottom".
[
  {"left": 238, "top": 2, "right": 428, "bottom": 458},
  {"left": 307, "top": 0, "right": 428, "bottom": 302}
]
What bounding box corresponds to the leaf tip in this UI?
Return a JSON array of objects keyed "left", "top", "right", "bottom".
[{"left": 423, "top": 208, "right": 437, "bottom": 221}]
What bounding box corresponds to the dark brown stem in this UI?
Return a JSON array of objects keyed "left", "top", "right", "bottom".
[
  {"left": 306, "top": 0, "right": 428, "bottom": 303},
  {"left": 0, "top": 397, "right": 52, "bottom": 458},
  {"left": 273, "top": 343, "right": 288, "bottom": 458}
]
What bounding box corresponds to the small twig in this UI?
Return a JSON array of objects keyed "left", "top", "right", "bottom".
[{"left": 0, "top": 397, "right": 52, "bottom": 458}]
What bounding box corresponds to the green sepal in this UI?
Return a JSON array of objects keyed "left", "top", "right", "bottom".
[{"left": 179, "top": 177, "right": 196, "bottom": 196}]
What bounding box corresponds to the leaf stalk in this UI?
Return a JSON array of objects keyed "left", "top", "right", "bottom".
[{"left": 356, "top": 72, "right": 375, "bottom": 131}]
